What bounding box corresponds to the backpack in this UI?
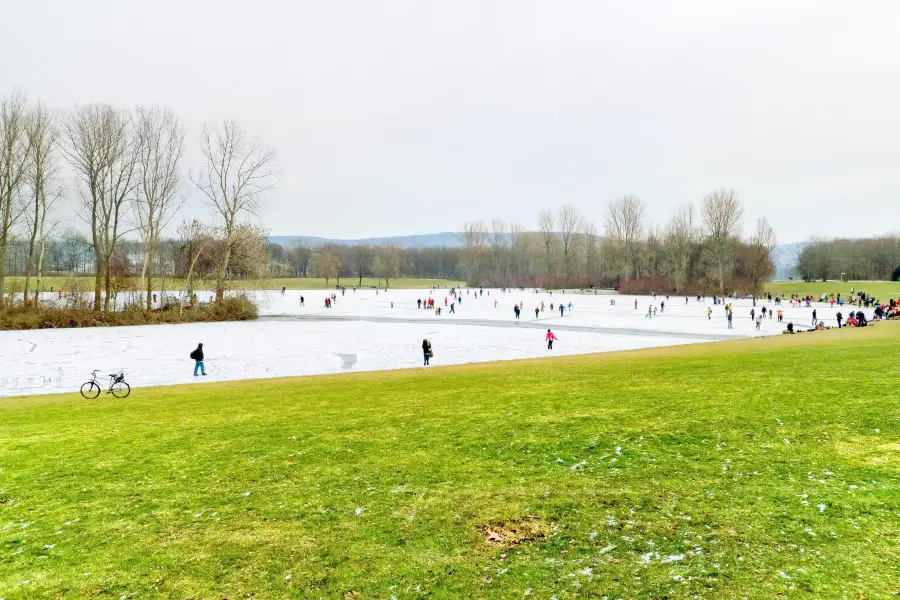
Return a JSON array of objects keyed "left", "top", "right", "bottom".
[{"left": 190, "top": 349, "right": 199, "bottom": 360}]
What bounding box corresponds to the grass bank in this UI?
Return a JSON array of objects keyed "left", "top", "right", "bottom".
[
  {"left": 1, "top": 326, "right": 898, "bottom": 597},
  {"left": 0, "top": 296, "right": 257, "bottom": 330},
  {"left": 765, "top": 279, "right": 900, "bottom": 298}
]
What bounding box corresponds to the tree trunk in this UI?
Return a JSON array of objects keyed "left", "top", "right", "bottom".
[
  {"left": 216, "top": 244, "right": 232, "bottom": 303},
  {"left": 23, "top": 194, "right": 41, "bottom": 307},
  {"left": 34, "top": 236, "right": 46, "bottom": 307}
]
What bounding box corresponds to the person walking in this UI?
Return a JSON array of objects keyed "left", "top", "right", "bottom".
[
  {"left": 755, "top": 312, "right": 763, "bottom": 330},
  {"left": 812, "top": 309, "right": 818, "bottom": 326},
  {"left": 707, "top": 306, "right": 712, "bottom": 320},
  {"left": 190, "top": 343, "right": 206, "bottom": 376},
  {"left": 546, "top": 329, "right": 557, "bottom": 350},
  {"left": 727, "top": 310, "right": 733, "bottom": 329},
  {"left": 514, "top": 304, "right": 521, "bottom": 319},
  {"left": 777, "top": 309, "right": 783, "bottom": 322},
  {"left": 422, "top": 339, "right": 432, "bottom": 367},
  {"left": 646, "top": 305, "right": 653, "bottom": 319},
  {"left": 535, "top": 307, "right": 540, "bottom": 318},
  {"left": 559, "top": 304, "right": 565, "bottom": 317},
  {"left": 299, "top": 295, "right": 305, "bottom": 306},
  {"left": 660, "top": 301, "right": 665, "bottom": 313},
  {"left": 450, "top": 303, "right": 455, "bottom": 313},
  {"left": 836, "top": 311, "right": 843, "bottom": 328},
  {"left": 750, "top": 308, "right": 755, "bottom": 321}
]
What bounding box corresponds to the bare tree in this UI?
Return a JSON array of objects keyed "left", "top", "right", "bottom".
[
  {"left": 558, "top": 204, "right": 582, "bottom": 281},
  {"left": 135, "top": 106, "right": 185, "bottom": 309},
  {"left": 352, "top": 244, "right": 374, "bottom": 286},
  {"left": 458, "top": 221, "right": 488, "bottom": 284},
  {"left": 312, "top": 249, "right": 340, "bottom": 288},
  {"left": 488, "top": 218, "right": 508, "bottom": 285},
  {"left": 581, "top": 221, "right": 600, "bottom": 286},
  {"left": 191, "top": 120, "right": 277, "bottom": 303},
  {"left": 176, "top": 219, "right": 213, "bottom": 314},
  {"left": 747, "top": 217, "right": 776, "bottom": 290},
  {"left": 23, "top": 102, "right": 60, "bottom": 306},
  {"left": 604, "top": 195, "right": 645, "bottom": 278},
  {"left": 664, "top": 203, "right": 699, "bottom": 293},
  {"left": 63, "top": 104, "right": 139, "bottom": 311},
  {"left": 701, "top": 188, "right": 743, "bottom": 293},
  {"left": 0, "top": 90, "right": 32, "bottom": 308},
  {"left": 537, "top": 209, "right": 556, "bottom": 285},
  {"left": 376, "top": 245, "right": 401, "bottom": 288}
]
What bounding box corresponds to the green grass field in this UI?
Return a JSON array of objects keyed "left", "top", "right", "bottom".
[
  {"left": 1, "top": 328, "right": 898, "bottom": 598},
  {"left": 765, "top": 280, "right": 900, "bottom": 298},
  {"left": 2, "top": 276, "right": 465, "bottom": 292}
]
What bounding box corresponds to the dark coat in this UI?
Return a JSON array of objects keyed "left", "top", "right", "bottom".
[{"left": 191, "top": 345, "right": 204, "bottom": 361}]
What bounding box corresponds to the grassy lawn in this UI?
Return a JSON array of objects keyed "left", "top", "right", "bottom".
[
  {"left": 3, "top": 276, "right": 465, "bottom": 292},
  {"left": 1, "top": 328, "right": 899, "bottom": 598},
  {"left": 766, "top": 280, "right": 900, "bottom": 298}
]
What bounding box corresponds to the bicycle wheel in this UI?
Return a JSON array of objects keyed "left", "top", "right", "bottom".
[
  {"left": 110, "top": 381, "right": 131, "bottom": 398},
  {"left": 80, "top": 382, "right": 101, "bottom": 399}
]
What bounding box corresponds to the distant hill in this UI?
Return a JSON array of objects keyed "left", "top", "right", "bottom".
[{"left": 270, "top": 232, "right": 462, "bottom": 249}]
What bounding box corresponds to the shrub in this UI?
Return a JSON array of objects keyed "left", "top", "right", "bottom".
[{"left": 0, "top": 294, "right": 258, "bottom": 330}]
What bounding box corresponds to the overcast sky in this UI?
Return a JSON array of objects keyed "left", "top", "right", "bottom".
[{"left": 3, "top": 1, "right": 899, "bottom": 242}]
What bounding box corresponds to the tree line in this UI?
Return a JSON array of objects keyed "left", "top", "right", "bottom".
[
  {"left": 455, "top": 190, "right": 776, "bottom": 293},
  {"left": 795, "top": 235, "right": 900, "bottom": 282},
  {"left": 0, "top": 88, "right": 276, "bottom": 312}
]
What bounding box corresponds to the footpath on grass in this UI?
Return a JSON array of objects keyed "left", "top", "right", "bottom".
[{"left": 0, "top": 323, "right": 898, "bottom": 598}]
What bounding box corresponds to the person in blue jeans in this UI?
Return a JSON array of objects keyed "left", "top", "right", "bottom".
[
  {"left": 190, "top": 343, "right": 206, "bottom": 376},
  {"left": 422, "top": 339, "right": 432, "bottom": 367}
]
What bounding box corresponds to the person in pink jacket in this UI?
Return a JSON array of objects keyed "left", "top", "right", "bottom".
[{"left": 546, "top": 329, "right": 558, "bottom": 350}]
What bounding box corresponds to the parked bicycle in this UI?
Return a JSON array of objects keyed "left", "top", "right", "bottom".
[{"left": 80, "top": 370, "right": 131, "bottom": 399}]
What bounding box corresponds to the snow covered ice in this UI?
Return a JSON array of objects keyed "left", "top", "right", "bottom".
[{"left": 0, "top": 288, "right": 863, "bottom": 397}]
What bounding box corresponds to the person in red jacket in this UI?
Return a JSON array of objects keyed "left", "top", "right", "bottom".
[{"left": 546, "top": 329, "right": 557, "bottom": 350}]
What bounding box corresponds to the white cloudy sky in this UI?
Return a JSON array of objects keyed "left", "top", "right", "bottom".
[{"left": 2, "top": 0, "right": 899, "bottom": 242}]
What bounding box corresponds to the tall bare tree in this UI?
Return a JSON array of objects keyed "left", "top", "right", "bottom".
[
  {"left": 191, "top": 120, "right": 277, "bottom": 302},
  {"left": 747, "top": 217, "right": 776, "bottom": 289},
  {"left": 488, "top": 218, "right": 508, "bottom": 285},
  {"left": 459, "top": 221, "right": 488, "bottom": 284},
  {"left": 176, "top": 219, "right": 213, "bottom": 314},
  {"left": 0, "top": 90, "right": 33, "bottom": 308},
  {"left": 581, "top": 220, "right": 600, "bottom": 286},
  {"left": 375, "top": 245, "right": 401, "bottom": 288},
  {"left": 63, "top": 104, "right": 139, "bottom": 311},
  {"left": 352, "top": 244, "right": 374, "bottom": 286},
  {"left": 23, "top": 102, "right": 60, "bottom": 306},
  {"left": 558, "top": 204, "right": 582, "bottom": 281},
  {"left": 135, "top": 106, "right": 185, "bottom": 309},
  {"left": 604, "top": 194, "right": 645, "bottom": 278},
  {"left": 537, "top": 209, "right": 556, "bottom": 285},
  {"left": 701, "top": 188, "right": 743, "bottom": 293},
  {"left": 664, "top": 203, "right": 699, "bottom": 293}
]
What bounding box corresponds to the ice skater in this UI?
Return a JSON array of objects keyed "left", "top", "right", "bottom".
[
  {"left": 450, "top": 303, "right": 455, "bottom": 313},
  {"left": 299, "top": 295, "right": 305, "bottom": 306},
  {"left": 559, "top": 304, "right": 565, "bottom": 317},
  {"left": 514, "top": 305, "right": 521, "bottom": 319},
  {"left": 281, "top": 286, "right": 286, "bottom": 297},
  {"left": 755, "top": 312, "right": 763, "bottom": 330},
  {"left": 546, "top": 329, "right": 557, "bottom": 350},
  {"left": 646, "top": 305, "right": 652, "bottom": 318},
  {"left": 190, "top": 343, "right": 206, "bottom": 376},
  {"left": 422, "top": 339, "right": 432, "bottom": 367},
  {"left": 836, "top": 311, "right": 843, "bottom": 328},
  {"left": 812, "top": 309, "right": 817, "bottom": 326},
  {"left": 707, "top": 307, "right": 712, "bottom": 320},
  {"left": 727, "top": 310, "right": 733, "bottom": 329},
  {"left": 535, "top": 307, "right": 540, "bottom": 318}
]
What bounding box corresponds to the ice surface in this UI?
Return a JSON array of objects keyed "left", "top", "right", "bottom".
[{"left": 0, "top": 288, "right": 865, "bottom": 398}]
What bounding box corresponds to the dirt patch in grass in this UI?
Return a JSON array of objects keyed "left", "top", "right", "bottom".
[{"left": 480, "top": 516, "right": 553, "bottom": 547}]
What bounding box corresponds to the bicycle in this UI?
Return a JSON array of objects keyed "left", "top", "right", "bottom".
[{"left": 80, "top": 369, "right": 131, "bottom": 399}]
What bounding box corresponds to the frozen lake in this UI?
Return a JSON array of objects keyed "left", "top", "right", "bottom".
[{"left": 0, "top": 288, "right": 860, "bottom": 398}]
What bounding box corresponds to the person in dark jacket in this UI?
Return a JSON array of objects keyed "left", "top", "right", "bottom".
[
  {"left": 422, "top": 339, "right": 432, "bottom": 367},
  {"left": 190, "top": 343, "right": 206, "bottom": 376}
]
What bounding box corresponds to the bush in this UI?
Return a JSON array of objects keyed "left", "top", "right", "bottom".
[{"left": 0, "top": 294, "right": 258, "bottom": 330}]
